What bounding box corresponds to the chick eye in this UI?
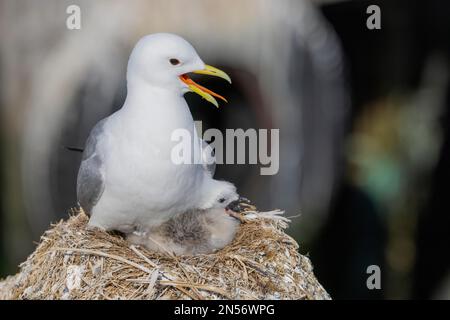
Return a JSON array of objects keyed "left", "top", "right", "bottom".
[{"left": 169, "top": 58, "right": 181, "bottom": 66}]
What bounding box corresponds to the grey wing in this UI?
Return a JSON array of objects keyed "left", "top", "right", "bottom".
[
  {"left": 201, "top": 139, "right": 216, "bottom": 177},
  {"left": 76, "top": 119, "right": 107, "bottom": 216}
]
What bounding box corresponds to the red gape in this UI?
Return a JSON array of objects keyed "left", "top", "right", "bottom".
[{"left": 179, "top": 74, "right": 228, "bottom": 103}]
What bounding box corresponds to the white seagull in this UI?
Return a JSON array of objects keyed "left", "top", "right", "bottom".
[{"left": 77, "top": 33, "right": 244, "bottom": 255}]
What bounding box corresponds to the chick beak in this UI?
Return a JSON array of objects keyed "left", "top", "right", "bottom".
[{"left": 179, "top": 64, "right": 231, "bottom": 108}]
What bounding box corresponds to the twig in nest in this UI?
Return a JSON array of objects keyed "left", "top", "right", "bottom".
[
  {"left": 51, "top": 247, "right": 154, "bottom": 274},
  {"left": 129, "top": 245, "right": 158, "bottom": 268},
  {"left": 226, "top": 210, "right": 246, "bottom": 223},
  {"left": 159, "top": 280, "right": 232, "bottom": 299}
]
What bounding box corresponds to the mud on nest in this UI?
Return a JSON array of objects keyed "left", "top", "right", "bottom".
[{"left": 0, "top": 208, "right": 330, "bottom": 300}]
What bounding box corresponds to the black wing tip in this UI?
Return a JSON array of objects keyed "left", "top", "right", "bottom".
[{"left": 65, "top": 146, "right": 84, "bottom": 153}]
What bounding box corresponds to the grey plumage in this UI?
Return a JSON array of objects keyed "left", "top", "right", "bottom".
[
  {"left": 126, "top": 208, "right": 239, "bottom": 255},
  {"left": 76, "top": 119, "right": 107, "bottom": 216}
]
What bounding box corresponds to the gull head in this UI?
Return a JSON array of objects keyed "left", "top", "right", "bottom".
[{"left": 127, "top": 33, "right": 231, "bottom": 107}]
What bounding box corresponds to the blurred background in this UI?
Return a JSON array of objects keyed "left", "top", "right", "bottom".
[{"left": 0, "top": 0, "right": 449, "bottom": 299}]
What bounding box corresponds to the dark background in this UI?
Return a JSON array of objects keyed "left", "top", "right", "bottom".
[{"left": 312, "top": 0, "right": 450, "bottom": 299}]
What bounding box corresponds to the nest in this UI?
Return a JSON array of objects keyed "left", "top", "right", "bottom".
[{"left": 0, "top": 208, "right": 330, "bottom": 300}]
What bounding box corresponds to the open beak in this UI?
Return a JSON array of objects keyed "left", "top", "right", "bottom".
[{"left": 179, "top": 64, "right": 231, "bottom": 108}]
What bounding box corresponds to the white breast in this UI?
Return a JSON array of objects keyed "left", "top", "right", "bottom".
[{"left": 89, "top": 91, "right": 207, "bottom": 232}]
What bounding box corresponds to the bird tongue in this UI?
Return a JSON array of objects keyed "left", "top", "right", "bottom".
[{"left": 180, "top": 74, "right": 228, "bottom": 103}]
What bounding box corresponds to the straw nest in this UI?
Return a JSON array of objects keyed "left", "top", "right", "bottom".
[{"left": 0, "top": 208, "right": 330, "bottom": 300}]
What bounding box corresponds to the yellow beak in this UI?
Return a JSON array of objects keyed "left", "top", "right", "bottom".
[{"left": 179, "top": 64, "right": 231, "bottom": 108}]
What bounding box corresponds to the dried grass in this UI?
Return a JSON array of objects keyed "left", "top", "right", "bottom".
[{"left": 0, "top": 208, "right": 330, "bottom": 300}]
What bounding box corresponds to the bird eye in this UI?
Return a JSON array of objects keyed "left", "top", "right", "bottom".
[
  {"left": 169, "top": 58, "right": 181, "bottom": 66},
  {"left": 219, "top": 198, "right": 226, "bottom": 203}
]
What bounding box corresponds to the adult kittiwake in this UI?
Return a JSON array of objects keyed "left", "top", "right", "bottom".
[{"left": 77, "top": 33, "right": 246, "bottom": 255}]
